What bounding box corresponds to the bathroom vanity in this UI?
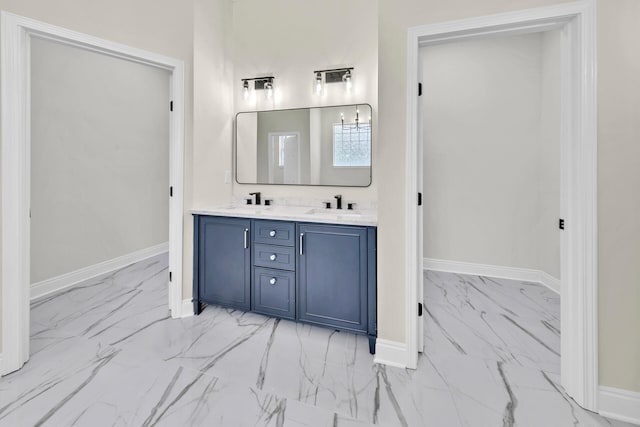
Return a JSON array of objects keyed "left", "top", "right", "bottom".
[{"left": 192, "top": 206, "right": 377, "bottom": 353}]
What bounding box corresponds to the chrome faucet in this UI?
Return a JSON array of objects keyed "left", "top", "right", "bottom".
[
  {"left": 249, "top": 192, "right": 261, "bottom": 205},
  {"left": 334, "top": 195, "right": 342, "bottom": 210}
]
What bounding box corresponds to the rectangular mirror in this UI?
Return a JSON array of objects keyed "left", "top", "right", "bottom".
[{"left": 235, "top": 104, "right": 372, "bottom": 187}]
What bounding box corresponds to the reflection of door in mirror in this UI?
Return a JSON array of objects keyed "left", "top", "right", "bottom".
[{"left": 267, "top": 132, "right": 300, "bottom": 184}]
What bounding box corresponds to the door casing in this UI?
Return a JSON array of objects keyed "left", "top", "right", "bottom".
[
  {"left": 0, "top": 12, "right": 186, "bottom": 376},
  {"left": 404, "top": 0, "right": 598, "bottom": 411}
]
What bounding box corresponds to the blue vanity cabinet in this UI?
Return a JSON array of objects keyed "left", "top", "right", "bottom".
[
  {"left": 297, "top": 223, "right": 377, "bottom": 352},
  {"left": 193, "top": 214, "right": 377, "bottom": 353},
  {"left": 193, "top": 215, "right": 251, "bottom": 314}
]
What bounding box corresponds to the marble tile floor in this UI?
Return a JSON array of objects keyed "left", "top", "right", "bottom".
[{"left": 0, "top": 253, "right": 634, "bottom": 427}]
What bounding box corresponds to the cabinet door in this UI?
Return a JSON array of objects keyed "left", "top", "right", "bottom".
[
  {"left": 199, "top": 216, "right": 251, "bottom": 310},
  {"left": 297, "top": 223, "right": 367, "bottom": 332}
]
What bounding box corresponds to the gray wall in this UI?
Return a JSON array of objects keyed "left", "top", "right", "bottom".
[
  {"left": 421, "top": 32, "right": 561, "bottom": 278},
  {"left": 30, "top": 37, "right": 170, "bottom": 283}
]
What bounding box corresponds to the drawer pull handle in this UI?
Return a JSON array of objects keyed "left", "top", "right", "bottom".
[
  {"left": 269, "top": 230, "right": 276, "bottom": 237},
  {"left": 299, "top": 233, "right": 304, "bottom": 255},
  {"left": 244, "top": 228, "right": 249, "bottom": 249},
  {"left": 269, "top": 254, "right": 277, "bottom": 261},
  {"left": 269, "top": 278, "right": 277, "bottom": 285}
]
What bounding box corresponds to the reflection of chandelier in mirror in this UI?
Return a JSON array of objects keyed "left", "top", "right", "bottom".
[{"left": 312, "top": 67, "right": 354, "bottom": 96}]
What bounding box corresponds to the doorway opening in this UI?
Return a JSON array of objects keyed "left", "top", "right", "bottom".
[
  {"left": 405, "top": 1, "right": 597, "bottom": 411},
  {"left": 1, "top": 12, "right": 185, "bottom": 376},
  {"left": 268, "top": 132, "right": 301, "bottom": 184}
]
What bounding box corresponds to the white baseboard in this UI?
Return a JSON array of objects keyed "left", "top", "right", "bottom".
[
  {"left": 31, "top": 242, "right": 169, "bottom": 300},
  {"left": 424, "top": 258, "right": 560, "bottom": 295},
  {"left": 599, "top": 386, "right": 640, "bottom": 425},
  {"left": 374, "top": 339, "right": 407, "bottom": 369},
  {"left": 180, "top": 299, "right": 194, "bottom": 318}
]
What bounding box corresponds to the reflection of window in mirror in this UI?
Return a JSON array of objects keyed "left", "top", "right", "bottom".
[{"left": 333, "top": 123, "right": 372, "bottom": 167}]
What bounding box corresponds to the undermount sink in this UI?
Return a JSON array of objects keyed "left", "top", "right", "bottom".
[
  {"left": 221, "top": 205, "right": 270, "bottom": 214},
  {"left": 305, "top": 208, "right": 363, "bottom": 217}
]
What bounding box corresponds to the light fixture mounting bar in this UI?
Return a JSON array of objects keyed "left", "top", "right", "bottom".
[
  {"left": 313, "top": 68, "right": 354, "bottom": 84},
  {"left": 312, "top": 67, "right": 354, "bottom": 74}
]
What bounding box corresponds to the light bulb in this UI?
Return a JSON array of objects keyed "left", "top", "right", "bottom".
[
  {"left": 343, "top": 70, "right": 352, "bottom": 92},
  {"left": 243, "top": 80, "right": 250, "bottom": 100},
  {"left": 265, "top": 81, "right": 273, "bottom": 100},
  {"left": 315, "top": 72, "right": 323, "bottom": 95}
]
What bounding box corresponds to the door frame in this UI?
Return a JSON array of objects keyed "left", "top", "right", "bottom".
[
  {"left": 405, "top": 0, "right": 598, "bottom": 411},
  {"left": 267, "top": 131, "right": 301, "bottom": 184},
  {"left": 0, "top": 12, "right": 185, "bottom": 376}
]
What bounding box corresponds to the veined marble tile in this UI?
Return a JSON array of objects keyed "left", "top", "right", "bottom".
[
  {"left": 30, "top": 255, "right": 170, "bottom": 354},
  {"left": 1, "top": 255, "right": 634, "bottom": 427}
]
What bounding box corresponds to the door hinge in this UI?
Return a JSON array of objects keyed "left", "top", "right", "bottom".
[
  {"left": 418, "top": 302, "right": 423, "bottom": 317},
  {"left": 170, "top": 186, "right": 173, "bottom": 197},
  {"left": 169, "top": 271, "right": 172, "bottom": 282},
  {"left": 559, "top": 218, "right": 565, "bottom": 230},
  {"left": 170, "top": 101, "right": 174, "bottom": 112},
  {"left": 418, "top": 82, "right": 423, "bottom": 97},
  {"left": 418, "top": 192, "right": 423, "bottom": 206}
]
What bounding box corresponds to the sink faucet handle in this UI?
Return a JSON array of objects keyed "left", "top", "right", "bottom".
[
  {"left": 334, "top": 194, "right": 343, "bottom": 210},
  {"left": 249, "top": 192, "right": 261, "bottom": 205}
]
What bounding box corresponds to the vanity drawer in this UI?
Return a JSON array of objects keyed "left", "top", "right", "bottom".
[
  {"left": 252, "top": 268, "right": 295, "bottom": 319},
  {"left": 253, "top": 244, "right": 296, "bottom": 271},
  {"left": 253, "top": 220, "right": 295, "bottom": 246}
]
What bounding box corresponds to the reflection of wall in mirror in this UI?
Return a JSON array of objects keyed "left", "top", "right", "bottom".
[
  {"left": 256, "top": 109, "right": 310, "bottom": 184},
  {"left": 236, "top": 112, "right": 258, "bottom": 182}
]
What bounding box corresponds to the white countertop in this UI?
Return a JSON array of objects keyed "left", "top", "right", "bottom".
[{"left": 191, "top": 205, "right": 377, "bottom": 226}]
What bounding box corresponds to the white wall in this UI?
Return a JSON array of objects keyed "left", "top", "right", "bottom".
[
  {"left": 30, "top": 37, "right": 170, "bottom": 283},
  {"left": 421, "top": 32, "right": 560, "bottom": 278},
  {"left": 230, "top": 0, "right": 377, "bottom": 202}
]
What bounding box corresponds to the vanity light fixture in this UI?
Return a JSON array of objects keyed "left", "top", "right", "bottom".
[
  {"left": 241, "top": 76, "right": 275, "bottom": 101},
  {"left": 313, "top": 67, "right": 354, "bottom": 95}
]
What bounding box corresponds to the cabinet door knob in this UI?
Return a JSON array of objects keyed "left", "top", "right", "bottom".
[
  {"left": 269, "top": 278, "right": 277, "bottom": 285},
  {"left": 269, "top": 230, "right": 276, "bottom": 237},
  {"left": 270, "top": 254, "right": 277, "bottom": 261}
]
